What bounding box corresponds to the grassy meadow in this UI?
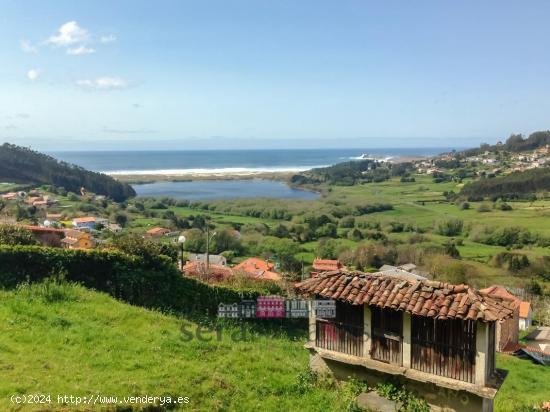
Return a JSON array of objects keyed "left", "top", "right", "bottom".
[{"left": 0, "top": 282, "right": 358, "bottom": 411}]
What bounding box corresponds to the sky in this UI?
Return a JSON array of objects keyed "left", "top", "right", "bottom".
[{"left": 1, "top": 0, "right": 550, "bottom": 150}]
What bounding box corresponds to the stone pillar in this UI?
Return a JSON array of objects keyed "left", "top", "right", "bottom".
[
  {"left": 308, "top": 300, "right": 316, "bottom": 344},
  {"left": 475, "top": 321, "right": 488, "bottom": 387},
  {"left": 363, "top": 305, "right": 372, "bottom": 359},
  {"left": 402, "top": 312, "right": 412, "bottom": 368}
]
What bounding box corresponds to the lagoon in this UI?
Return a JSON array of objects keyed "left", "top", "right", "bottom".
[{"left": 132, "top": 179, "right": 319, "bottom": 201}]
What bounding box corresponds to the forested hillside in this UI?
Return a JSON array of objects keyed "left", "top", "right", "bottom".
[
  {"left": 461, "top": 167, "right": 550, "bottom": 199},
  {"left": 462, "top": 130, "right": 550, "bottom": 156},
  {"left": 0, "top": 143, "right": 135, "bottom": 201}
]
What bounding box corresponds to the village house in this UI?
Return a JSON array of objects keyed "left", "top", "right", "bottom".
[
  {"left": 22, "top": 225, "right": 65, "bottom": 247},
  {"left": 72, "top": 217, "right": 108, "bottom": 230},
  {"left": 46, "top": 213, "right": 63, "bottom": 222},
  {"left": 311, "top": 258, "right": 343, "bottom": 278},
  {"left": 518, "top": 301, "right": 532, "bottom": 330},
  {"left": 296, "top": 270, "right": 515, "bottom": 412},
  {"left": 1, "top": 192, "right": 18, "bottom": 201},
  {"left": 145, "top": 227, "right": 171, "bottom": 238},
  {"left": 233, "top": 257, "right": 282, "bottom": 281},
  {"left": 182, "top": 260, "right": 233, "bottom": 282},
  {"left": 187, "top": 253, "right": 227, "bottom": 266},
  {"left": 107, "top": 223, "right": 123, "bottom": 233},
  {"left": 61, "top": 229, "right": 94, "bottom": 250}
]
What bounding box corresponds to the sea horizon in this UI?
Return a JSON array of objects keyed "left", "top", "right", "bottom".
[{"left": 49, "top": 147, "right": 462, "bottom": 175}]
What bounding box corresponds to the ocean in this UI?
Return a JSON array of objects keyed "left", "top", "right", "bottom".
[
  {"left": 49, "top": 148, "right": 456, "bottom": 200},
  {"left": 50, "top": 148, "right": 454, "bottom": 175}
]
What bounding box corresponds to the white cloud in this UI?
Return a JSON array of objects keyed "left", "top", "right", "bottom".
[
  {"left": 20, "top": 39, "right": 38, "bottom": 53},
  {"left": 67, "top": 45, "right": 96, "bottom": 55},
  {"left": 100, "top": 35, "right": 116, "bottom": 43},
  {"left": 47, "top": 21, "right": 89, "bottom": 46},
  {"left": 27, "top": 68, "right": 41, "bottom": 81},
  {"left": 76, "top": 76, "right": 129, "bottom": 90}
]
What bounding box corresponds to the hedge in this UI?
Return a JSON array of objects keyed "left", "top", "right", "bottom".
[{"left": 0, "top": 245, "right": 265, "bottom": 316}]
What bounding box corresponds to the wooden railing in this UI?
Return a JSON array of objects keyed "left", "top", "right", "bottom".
[
  {"left": 371, "top": 330, "right": 403, "bottom": 365},
  {"left": 315, "top": 319, "right": 364, "bottom": 357},
  {"left": 411, "top": 316, "right": 476, "bottom": 383}
]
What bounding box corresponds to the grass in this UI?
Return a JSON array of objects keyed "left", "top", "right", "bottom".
[
  {"left": 495, "top": 354, "right": 550, "bottom": 411},
  {"left": 0, "top": 282, "right": 358, "bottom": 411}
]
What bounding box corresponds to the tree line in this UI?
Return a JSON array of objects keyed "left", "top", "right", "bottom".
[{"left": 0, "top": 143, "right": 136, "bottom": 201}]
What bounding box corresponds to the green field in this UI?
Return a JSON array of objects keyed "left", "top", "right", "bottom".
[
  {"left": 0, "top": 282, "right": 357, "bottom": 411},
  {"left": 0, "top": 282, "right": 548, "bottom": 411}
]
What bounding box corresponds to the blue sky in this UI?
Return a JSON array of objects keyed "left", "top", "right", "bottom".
[{"left": 1, "top": 0, "right": 549, "bottom": 150}]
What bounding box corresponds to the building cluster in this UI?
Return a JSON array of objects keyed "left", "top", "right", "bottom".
[
  {"left": 414, "top": 145, "right": 550, "bottom": 176},
  {"left": 1, "top": 188, "right": 58, "bottom": 208}
]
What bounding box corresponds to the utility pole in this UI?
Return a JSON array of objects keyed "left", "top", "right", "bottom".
[
  {"left": 205, "top": 217, "right": 216, "bottom": 274},
  {"left": 206, "top": 223, "right": 210, "bottom": 273}
]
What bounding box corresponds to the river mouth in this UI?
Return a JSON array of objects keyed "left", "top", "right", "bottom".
[{"left": 132, "top": 179, "right": 320, "bottom": 201}]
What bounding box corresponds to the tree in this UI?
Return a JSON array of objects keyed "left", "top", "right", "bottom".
[
  {"left": 0, "top": 225, "right": 37, "bottom": 245},
  {"left": 114, "top": 212, "right": 128, "bottom": 227}
]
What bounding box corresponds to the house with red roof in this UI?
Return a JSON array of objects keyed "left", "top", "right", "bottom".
[
  {"left": 145, "top": 227, "right": 171, "bottom": 238},
  {"left": 311, "top": 258, "right": 343, "bottom": 278},
  {"left": 182, "top": 261, "right": 234, "bottom": 282},
  {"left": 233, "top": 258, "right": 282, "bottom": 281},
  {"left": 480, "top": 286, "right": 521, "bottom": 351}
]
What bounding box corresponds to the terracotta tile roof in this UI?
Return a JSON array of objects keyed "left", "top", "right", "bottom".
[
  {"left": 146, "top": 227, "right": 170, "bottom": 235},
  {"left": 295, "top": 270, "right": 515, "bottom": 322},
  {"left": 73, "top": 217, "right": 97, "bottom": 223},
  {"left": 480, "top": 286, "right": 521, "bottom": 306},
  {"left": 234, "top": 258, "right": 274, "bottom": 272},
  {"left": 233, "top": 258, "right": 281, "bottom": 281},
  {"left": 21, "top": 225, "right": 65, "bottom": 234},
  {"left": 312, "top": 258, "right": 342, "bottom": 271},
  {"left": 519, "top": 301, "right": 531, "bottom": 318},
  {"left": 182, "top": 261, "right": 234, "bottom": 282}
]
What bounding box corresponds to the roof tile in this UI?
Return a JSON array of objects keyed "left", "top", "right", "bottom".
[{"left": 296, "top": 270, "right": 515, "bottom": 322}]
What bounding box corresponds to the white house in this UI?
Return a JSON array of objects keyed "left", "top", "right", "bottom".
[{"left": 519, "top": 302, "right": 533, "bottom": 330}]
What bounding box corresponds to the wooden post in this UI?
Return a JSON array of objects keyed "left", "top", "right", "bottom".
[
  {"left": 363, "top": 305, "right": 372, "bottom": 359},
  {"left": 402, "top": 312, "right": 412, "bottom": 368}
]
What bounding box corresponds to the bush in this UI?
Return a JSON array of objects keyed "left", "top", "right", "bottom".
[
  {"left": 477, "top": 203, "right": 492, "bottom": 213},
  {"left": 0, "top": 245, "right": 267, "bottom": 316},
  {"left": 435, "top": 218, "right": 463, "bottom": 236},
  {"left": 339, "top": 216, "right": 355, "bottom": 228},
  {"left": 0, "top": 225, "right": 37, "bottom": 246}
]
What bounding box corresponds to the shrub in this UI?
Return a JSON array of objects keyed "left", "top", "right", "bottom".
[
  {"left": 435, "top": 218, "right": 463, "bottom": 236},
  {"left": 0, "top": 225, "right": 37, "bottom": 246},
  {"left": 339, "top": 216, "right": 355, "bottom": 228},
  {"left": 477, "top": 203, "right": 491, "bottom": 213}
]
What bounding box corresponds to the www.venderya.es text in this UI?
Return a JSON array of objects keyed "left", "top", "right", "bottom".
[{"left": 10, "top": 394, "right": 190, "bottom": 407}]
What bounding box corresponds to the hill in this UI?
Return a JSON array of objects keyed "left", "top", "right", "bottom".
[
  {"left": 0, "top": 143, "right": 135, "bottom": 201},
  {"left": 0, "top": 281, "right": 357, "bottom": 411},
  {"left": 461, "top": 167, "right": 550, "bottom": 199},
  {"left": 461, "top": 130, "right": 550, "bottom": 157}
]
